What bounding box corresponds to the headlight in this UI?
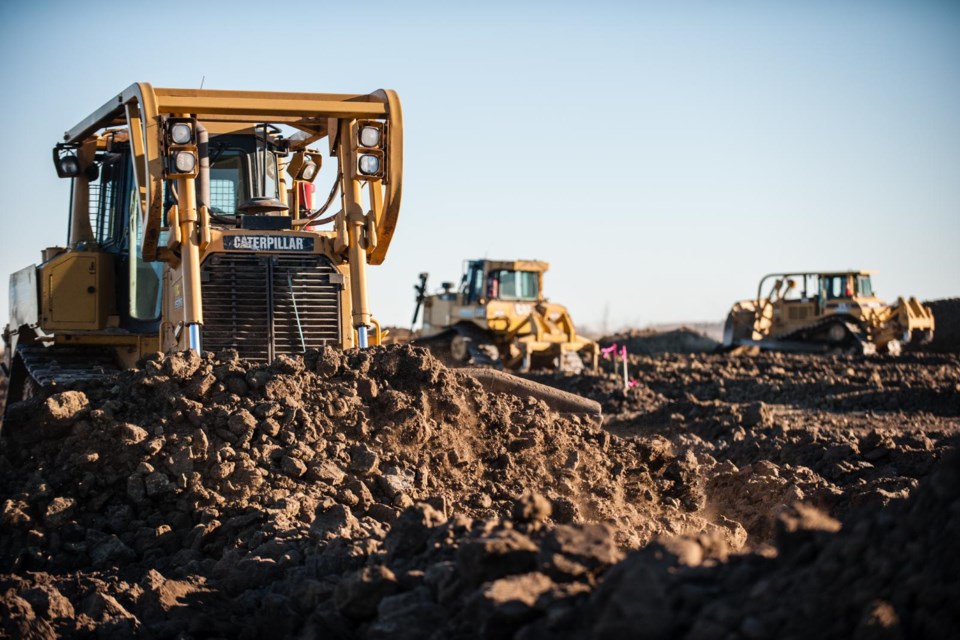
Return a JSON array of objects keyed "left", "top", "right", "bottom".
[
  {"left": 359, "top": 126, "right": 381, "bottom": 148},
  {"left": 174, "top": 151, "right": 197, "bottom": 173},
  {"left": 301, "top": 160, "right": 319, "bottom": 181},
  {"left": 170, "top": 122, "right": 193, "bottom": 145},
  {"left": 358, "top": 154, "right": 380, "bottom": 176},
  {"left": 58, "top": 155, "right": 80, "bottom": 177}
]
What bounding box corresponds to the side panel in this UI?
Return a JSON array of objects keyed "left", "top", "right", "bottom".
[
  {"left": 9, "top": 265, "right": 38, "bottom": 329},
  {"left": 773, "top": 301, "right": 818, "bottom": 330},
  {"left": 40, "top": 252, "right": 116, "bottom": 331},
  {"left": 422, "top": 297, "right": 457, "bottom": 335}
]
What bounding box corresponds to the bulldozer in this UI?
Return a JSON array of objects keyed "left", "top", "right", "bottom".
[
  {"left": 411, "top": 259, "right": 599, "bottom": 372},
  {"left": 2, "top": 83, "right": 404, "bottom": 413},
  {"left": 722, "top": 270, "right": 934, "bottom": 355}
]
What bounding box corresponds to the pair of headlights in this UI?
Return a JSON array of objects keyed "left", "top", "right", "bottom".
[
  {"left": 357, "top": 122, "right": 385, "bottom": 178},
  {"left": 165, "top": 120, "right": 198, "bottom": 178}
]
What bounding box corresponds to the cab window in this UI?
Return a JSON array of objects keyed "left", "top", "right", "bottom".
[
  {"left": 462, "top": 263, "right": 485, "bottom": 304},
  {"left": 857, "top": 275, "right": 873, "bottom": 297},
  {"left": 90, "top": 153, "right": 126, "bottom": 248},
  {"left": 493, "top": 270, "right": 539, "bottom": 301},
  {"left": 821, "top": 275, "right": 852, "bottom": 300},
  {"left": 129, "top": 173, "right": 162, "bottom": 320},
  {"left": 209, "top": 149, "right": 245, "bottom": 214}
]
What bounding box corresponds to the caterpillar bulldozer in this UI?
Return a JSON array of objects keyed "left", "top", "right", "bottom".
[
  {"left": 411, "top": 259, "right": 599, "bottom": 372},
  {"left": 722, "top": 270, "right": 935, "bottom": 355},
  {"left": 2, "top": 83, "right": 404, "bottom": 415}
]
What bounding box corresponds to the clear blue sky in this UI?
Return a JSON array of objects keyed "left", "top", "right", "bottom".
[{"left": 1, "top": 0, "right": 957, "bottom": 333}]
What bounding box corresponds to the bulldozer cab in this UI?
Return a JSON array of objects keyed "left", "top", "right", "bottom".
[
  {"left": 818, "top": 273, "right": 874, "bottom": 301},
  {"left": 459, "top": 260, "right": 546, "bottom": 306},
  {"left": 757, "top": 271, "right": 877, "bottom": 324}
]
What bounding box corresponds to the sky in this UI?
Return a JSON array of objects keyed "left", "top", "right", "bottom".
[{"left": 0, "top": 0, "right": 957, "bottom": 334}]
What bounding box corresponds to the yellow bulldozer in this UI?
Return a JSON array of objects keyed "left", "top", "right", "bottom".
[
  {"left": 2, "top": 83, "right": 403, "bottom": 412},
  {"left": 411, "top": 259, "right": 599, "bottom": 372},
  {"left": 722, "top": 270, "right": 935, "bottom": 355}
]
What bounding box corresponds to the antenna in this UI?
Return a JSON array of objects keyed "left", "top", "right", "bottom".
[{"left": 200, "top": 76, "right": 206, "bottom": 89}]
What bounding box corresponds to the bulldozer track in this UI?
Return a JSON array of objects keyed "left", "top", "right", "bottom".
[
  {"left": 3, "top": 344, "right": 120, "bottom": 424},
  {"left": 16, "top": 344, "right": 120, "bottom": 388},
  {"left": 737, "top": 316, "right": 874, "bottom": 355},
  {"left": 414, "top": 325, "right": 503, "bottom": 369}
]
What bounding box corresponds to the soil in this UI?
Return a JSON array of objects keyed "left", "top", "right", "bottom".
[
  {"left": 599, "top": 327, "right": 720, "bottom": 356},
  {"left": 1, "top": 344, "right": 958, "bottom": 639}
]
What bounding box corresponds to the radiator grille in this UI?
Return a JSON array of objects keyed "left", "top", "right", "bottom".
[{"left": 201, "top": 253, "right": 342, "bottom": 363}]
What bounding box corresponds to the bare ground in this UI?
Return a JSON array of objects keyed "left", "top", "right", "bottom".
[{"left": 0, "top": 344, "right": 957, "bottom": 639}]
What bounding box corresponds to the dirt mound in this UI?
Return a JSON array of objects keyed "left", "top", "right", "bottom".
[
  {"left": 600, "top": 328, "right": 720, "bottom": 356},
  {"left": 1, "top": 346, "right": 956, "bottom": 638},
  {"left": 922, "top": 298, "right": 960, "bottom": 353},
  {"left": 0, "top": 345, "right": 732, "bottom": 638}
]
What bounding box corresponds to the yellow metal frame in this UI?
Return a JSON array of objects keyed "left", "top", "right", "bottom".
[{"left": 62, "top": 83, "right": 403, "bottom": 266}]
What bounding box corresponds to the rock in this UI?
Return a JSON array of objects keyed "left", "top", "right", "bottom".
[
  {"left": 378, "top": 468, "right": 414, "bottom": 500},
  {"left": 136, "top": 569, "right": 197, "bottom": 621},
  {"left": 316, "top": 347, "right": 341, "bottom": 377},
  {"left": 228, "top": 409, "right": 257, "bottom": 435},
  {"left": 357, "top": 378, "right": 379, "bottom": 400},
  {"left": 44, "top": 496, "right": 76, "bottom": 527},
  {"left": 272, "top": 354, "right": 303, "bottom": 374},
  {"left": 656, "top": 537, "right": 703, "bottom": 567},
  {"left": 588, "top": 555, "right": 673, "bottom": 640},
  {"left": 80, "top": 591, "right": 138, "bottom": 627},
  {"left": 260, "top": 418, "right": 281, "bottom": 437},
  {"left": 0, "top": 591, "right": 56, "bottom": 639},
  {"left": 367, "top": 587, "right": 448, "bottom": 640},
  {"left": 186, "top": 372, "right": 217, "bottom": 399},
  {"left": 282, "top": 455, "right": 308, "bottom": 478},
  {"left": 457, "top": 529, "right": 539, "bottom": 585},
  {"left": 20, "top": 585, "right": 75, "bottom": 620},
  {"left": 512, "top": 492, "right": 552, "bottom": 524},
  {"left": 163, "top": 350, "right": 202, "bottom": 379},
  {"left": 144, "top": 471, "right": 173, "bottom": 496},
  {"left": 311, "top": 503, "right": 359, "bottom": 540},
  {"left": 384, "top": 504, "right": 447, "bottom": 560},
  {"left": 777, "top": 503, "right": 841, "bottom": 536},
  {"left": 854, "top": 600, "right": 905, "bottom": 640},
  {"left": 312, "top": 460, "right": 345, "bottom": 485},
  {"left": 741, "top": 402, "right": 772, "bottom": 428},
  {"left": 335, "top": 565, "right": 401, "bottom": 619},
  {"left": 222, "top": 556, "right": 282, "bottom": 595},
  {"left": 460, "top": 572, "right": 554, "bottom": 637},
  {"left": 39, "top": 390, "right": 89, "bottom": 431},
  {"left": 540, "top": 524, "right": 623, "bottom": 573},
  {"left": 349, "top": 444, "right": 380, "bottom": 476},
  {"left": 126, "top": 475, "right": 146, "bottom": 503},
  {"left": 116, "top": 423, "right": 149, "bottom": 444},
  {"left": 90, "top": 535, "right": 136, "bottom": 568}
]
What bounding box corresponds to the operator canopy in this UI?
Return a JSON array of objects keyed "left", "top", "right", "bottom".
[{"left": 52, "top": 83, "right": 403, "bottom": 265}]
